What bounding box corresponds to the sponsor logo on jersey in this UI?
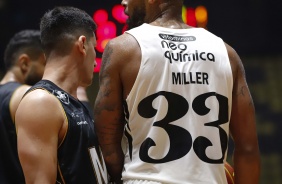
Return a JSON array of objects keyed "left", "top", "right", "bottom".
[
  {"left": 159, "top": 33, "right": 196, "bottom": 42},
  {"left": 53, "top": 90, "right": 70, "bottom": 105},
  {"left": 161, "top": 40, "right": 215, "bottom": 64},
  {"left": 77, "top": 121, "right": 88, "bottom": 125}
]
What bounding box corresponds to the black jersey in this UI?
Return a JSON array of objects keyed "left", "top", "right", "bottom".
[
  {"left": 0, "top": 82, "right": 25, "bottom": 184},
  {"left": 27, "top": 80, "right": 108, "bottom": 184}
]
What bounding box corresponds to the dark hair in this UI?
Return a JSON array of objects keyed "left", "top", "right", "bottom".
[
  {"left": 40, "top": 6, "right": 97, "bottom": 57},
  {"left": 4, "top": 30, "right": 43, "bottom": 71}
]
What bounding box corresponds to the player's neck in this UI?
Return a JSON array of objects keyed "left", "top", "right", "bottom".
[
  {"left": 42, "top": 58, "right": 80, "bottom": 98},
  {"left": 149, "top": 8, "right": 187, "bottom": 29},
  {"left": 0, "top": 70, "right": 23, "bottom": 85}
]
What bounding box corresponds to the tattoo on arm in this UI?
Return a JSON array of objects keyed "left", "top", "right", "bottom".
[
  {"left": 94, "top": 92, "right": 113, "bottom": 118},
  {"left": 237, "top": 86, "right": 247, "bottom": 97},
  {"left": 100, "top": 44, "right": 114, "bottom": 95},
  {"left": 100, "top": 45, "right": 113, "bottom": 76},
  {"left": 236, "top": 86, "right": 254, "bottom": 107},
  {"left": 94, "top": 44, "right": 115, "bottom": 116}
]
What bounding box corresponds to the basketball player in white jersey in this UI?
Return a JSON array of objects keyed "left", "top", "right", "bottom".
[{"left": 94, "top": 0, "right": 260, "bottom": 183}]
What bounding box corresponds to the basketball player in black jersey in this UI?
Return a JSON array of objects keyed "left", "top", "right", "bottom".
[
  {"left": 0, "top": 30, "right": 45, "bottom": 184},
  {"left": 15, "top": 7, "right": 108, "bottom": 184},
  {"left": 94, "top": 0, "right": 260, "bottom": 183}
]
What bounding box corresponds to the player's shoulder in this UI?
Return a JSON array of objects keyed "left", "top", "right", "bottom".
[
  {"left": 13, "top": 84, "right": 30, "bottom": 97},
  {"left": 195, "top": 27, "right": 222, "bottom": 39},
  {"left": 15, "top": 87, "right": 66, "bottom": 134},
  {"left": 224, "top": 42, "right": 237, "bottom": 55},
  {"left": 223, "top": 42, "right": 244, "bottom": 79},
  {"left": 21, "top": 88, "right": 61, "bottom": 109},
  {"left": 103, "top": 32, "right": 140, "bottom": 68},
  {"left": 9, "top": 84, "right": 31, "bottom": 115},
  {"left": 107, "top": 31, "right": 139, "bottom": 53},
  {"left": 16, "top": 88, "right": 65, "bottom": 123},
  {"left": 224, "top": 42, "right": 241, "bottom": 65}
]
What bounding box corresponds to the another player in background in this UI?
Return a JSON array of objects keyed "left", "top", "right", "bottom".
[
  {"left": 16, "top": 6, "right": 108, "bottom": 184},
  {"left": 94, "top": 0, "right": 260, "bottom": 183},
  {"left": 77, "top": 86, "right": 94, "bottom": 119},
  {"left": 0, "top": 29, "right": 45, "bottom": 184}
]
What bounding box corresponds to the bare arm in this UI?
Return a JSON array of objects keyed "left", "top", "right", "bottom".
[
  {"left": 94, "top": 39, "right": 126, "bottom": 183},
  {"left": 227, "top": 44, "right": 260, "bottom": 184},
  {"left": 16, "top": 90, "right": 65, "bottom": 184}
]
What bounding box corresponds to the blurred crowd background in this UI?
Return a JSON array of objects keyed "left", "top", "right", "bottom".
[{"left": 0, "top": 0, "right": 281, "bottom": 183}]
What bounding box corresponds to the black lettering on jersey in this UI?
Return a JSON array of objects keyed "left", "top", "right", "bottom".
[
  {"left": 172, "top": 72, "right": 209, "bottom": 85},
  {"left": 138, "top": 91, "right": 229, "bottom": 164},
  {"left": 161, "top": 40, "right": 215, "bottom": 64}
]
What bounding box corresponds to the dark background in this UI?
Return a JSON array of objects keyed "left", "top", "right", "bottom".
[
  {"left": 0, "top": 0, "right": 281, "bottom": 183},
  {"left": 0, "top": 0, "right": 281, "bottom": 70}
]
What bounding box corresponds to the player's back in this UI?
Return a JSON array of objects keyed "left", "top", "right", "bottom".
[
  {"left": 122, "top": 23, "right": 233, "bottom": 183},
  {"left": 0, "top": 82, "right": 25, "bottom": 184}
]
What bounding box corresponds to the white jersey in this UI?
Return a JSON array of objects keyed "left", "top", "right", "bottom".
[{"left": 123, "top": 23, "right": 233, "bottom": 184}]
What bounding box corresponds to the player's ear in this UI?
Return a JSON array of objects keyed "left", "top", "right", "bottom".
[
  {"left": 18, "top": 54, "right": 30, "bottom": 73},
  {"left": 78, "top": 35, "right": 87, "bottom": 55}
]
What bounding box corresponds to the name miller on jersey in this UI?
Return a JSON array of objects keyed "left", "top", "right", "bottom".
[{"left": 172, "top": 72, "right": 209, "bottom": 85}]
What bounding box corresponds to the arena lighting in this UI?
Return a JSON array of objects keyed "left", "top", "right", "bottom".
[
  {"left": 195, "top": 6, "right": 208, "bottom": 28},
  {"left": 186, "top": 8, "right": 197, "bottom": 27},
  {"left": 96, "top": 38, "right": 104, "bottom": 53},
  {"left": 182, "top": 5, "right": 208, "bottom": 27},
  {"left": 182, "top": 6, "right": 188, "bottom": 23},
  {"left": 112, "top": 4, "right": 128, "bottom": 24},
  {"left": 96, "top": 21, "right": 117, "bottom": 39},
  {"left": 93, "top": 5, "right": 208, "bottom": 73},
  {"left": 93, "top": 9, "right": 108, "bottom": 25},
  {"left": 96, "top": 38, "right": 111, "bottom": 53}
]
